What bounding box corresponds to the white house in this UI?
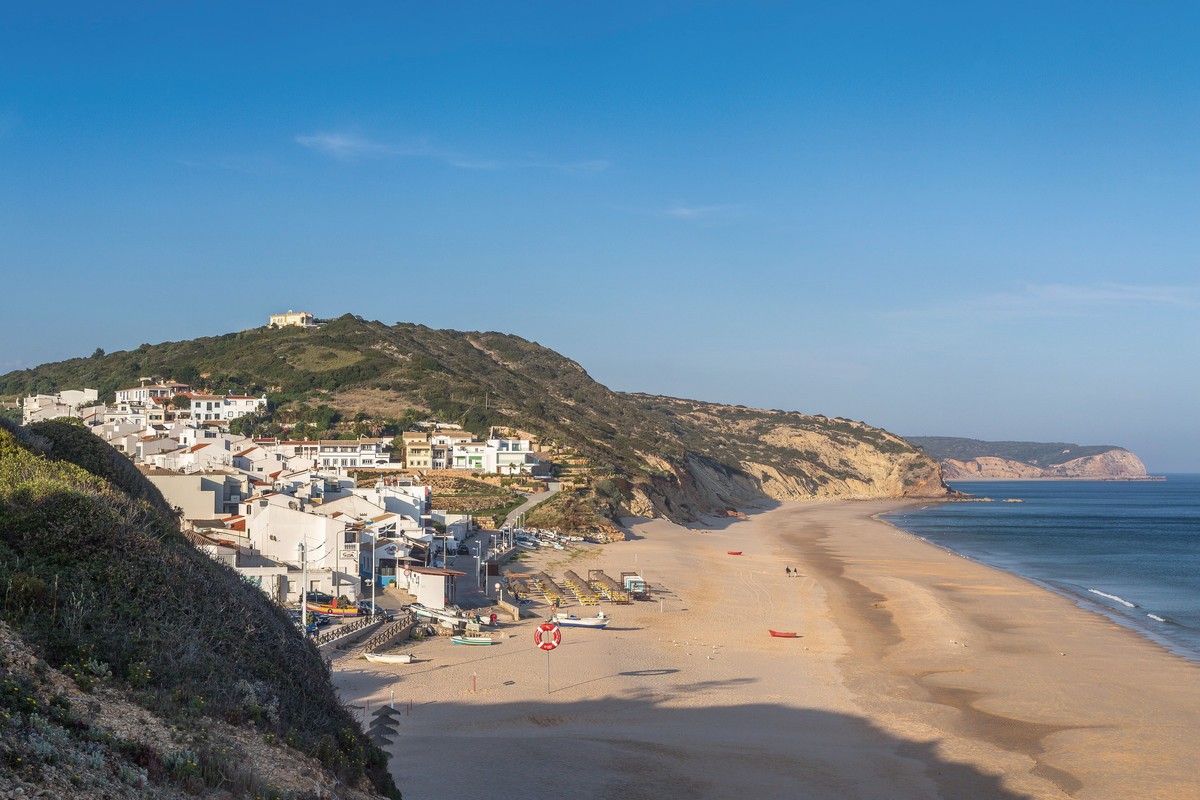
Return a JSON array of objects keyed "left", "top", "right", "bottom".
[
  {"left": 22, "top": 388, "right": 99, "bottom": 424},
  {"left": 222, "top": 395, "right": 267, "bottom": 420},
  {"left": 395, "top": 565, "right": 466, "bottom": 610},
  {"left": 114, "top": 382, "right": 191, "bottom": 406},
  {"left": 143, "top": 469, "right": 251, "bottom": 520},
  {"left": 244, "top": 503, "right": 360, "bottom": 603},
  {"left": 451, "top": 441, "right": 487, "bottom": 471},
  {"left": 314, "top": 438, "right": 393, "bottom": 470},
  {"left": 485, "top": 438, "right": 537, "bottom": 474},
  {"left": 232, "top": 445, "right": 287, "bottom": 476}
]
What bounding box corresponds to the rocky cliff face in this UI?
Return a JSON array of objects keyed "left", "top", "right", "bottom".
[
  {"left": 619, "top": 400, "right": 952, "bottom": 521},
  {"left": 941, "top": 449, "right": 1148, "bottom": 480}
]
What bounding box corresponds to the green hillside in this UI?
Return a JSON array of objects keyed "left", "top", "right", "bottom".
[
  {"left": 0, "top": 316, "right": 948, "bottom": 524},
  {"left": 907, "top": 436, "right": 1126, "bottom": 467},
  {"left": 0, "top": 418, "right": 399, "bottom": 798}
]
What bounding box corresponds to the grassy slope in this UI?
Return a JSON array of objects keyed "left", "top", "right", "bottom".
[
  {"left": 0, "top": 316, "right": 945, "bottom": 522},
  {"left": 0, "top": 418, "right": 399, "bottom": 798}
]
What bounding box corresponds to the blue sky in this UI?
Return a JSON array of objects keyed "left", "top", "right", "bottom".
[{"left": 2, "top": 2, "right": 1198, "bottom": 471}]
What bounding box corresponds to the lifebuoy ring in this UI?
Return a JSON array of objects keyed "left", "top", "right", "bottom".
[
  {"left": 533, "top": 621, "right": 560, "bottom": 651},
  {"left": 403, "top": 568, "right": 411, "bottom": 578}
]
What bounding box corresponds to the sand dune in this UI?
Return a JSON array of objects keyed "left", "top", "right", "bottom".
[{"left": 334, "top": 501, "right": 1200, "bottom": 800}]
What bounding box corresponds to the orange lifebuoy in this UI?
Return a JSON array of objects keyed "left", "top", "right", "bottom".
[{"left": 533, "top": 622, "right": 560, "bottom": 651}]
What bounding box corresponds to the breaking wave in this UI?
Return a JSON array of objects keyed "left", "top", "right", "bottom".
[{"left": 1088, "top": 589, "right": 1136, "bottom": 608}]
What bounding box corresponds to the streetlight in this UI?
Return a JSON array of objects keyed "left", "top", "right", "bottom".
[{"left": 474, "top": 541, "right": 482, "bottom": 588}]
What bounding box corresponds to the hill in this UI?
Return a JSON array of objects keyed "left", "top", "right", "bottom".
[
  {"left": 907, "top": 436, "right": 1149, "bottom": 480},
  {"left": 0, "top": 316, "right": 950, "bottom": 528},
  {"left": 0, "top": 418, "right": 400, "bottom": 799}
]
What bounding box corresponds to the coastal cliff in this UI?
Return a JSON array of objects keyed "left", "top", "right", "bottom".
[{"left": 910, "top": 436, "right": 1149, "bottom": 480}]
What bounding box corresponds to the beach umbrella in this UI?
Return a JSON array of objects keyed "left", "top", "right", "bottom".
[{"left": 372, "top": 705, "right": 402, "bottom": 719}]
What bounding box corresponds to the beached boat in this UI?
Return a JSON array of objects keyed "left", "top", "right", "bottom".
[
  {"left": 306, "top": 602, "right": 359, "bottom": 617},
  {"left": 552, "top": 612, "right": 610, "bottom": 629},
  {"left": 450, "top": 635, "right": 497, "bottom": 646},
  {"left": 727, "top": 551, "right": 743, "bottom": 556},
  {"left": 411, "top": 604, "right": 465, "bottom": 625},
  {"left": 364, "top": 651, "right": 414, "bottom": 664},
  {"left": 768, "top": 629, "right": 799, "bottom": 638}
]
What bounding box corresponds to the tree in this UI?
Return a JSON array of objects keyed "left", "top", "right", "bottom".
[{"left": 91, "top": 348, "right": 105, "bottom": 359}]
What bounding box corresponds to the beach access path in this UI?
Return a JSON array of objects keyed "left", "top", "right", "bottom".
[{"left": 333, "top": 500, "right": 1200, "bottom": 800}]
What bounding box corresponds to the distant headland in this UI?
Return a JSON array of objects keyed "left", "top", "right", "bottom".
[{"left": 907, "top": 436, "right": 1155, "bottom": 480}]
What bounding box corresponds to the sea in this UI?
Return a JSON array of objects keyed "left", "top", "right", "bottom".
[{"left": 882, "top": 475, "right": 1200, "bottom": 662}]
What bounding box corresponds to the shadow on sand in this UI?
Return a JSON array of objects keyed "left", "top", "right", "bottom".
[{"left": 338, "top": 667, "right": 1045, "bottom": 800}]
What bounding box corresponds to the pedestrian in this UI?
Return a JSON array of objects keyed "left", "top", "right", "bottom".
[{"left": 785, "top": 566, "right": 791, "bottom": 576}]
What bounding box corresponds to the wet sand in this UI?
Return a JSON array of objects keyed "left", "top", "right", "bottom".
[{"left": 334, "top": 500, "right": 1200, "bottom": 799}]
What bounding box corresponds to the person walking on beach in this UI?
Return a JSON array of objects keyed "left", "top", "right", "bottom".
[{"left": 785, "top": 566, "right": 791, "bottom": 577}]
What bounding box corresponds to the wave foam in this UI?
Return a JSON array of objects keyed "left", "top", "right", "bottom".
[
  {"left": 1088, "top": 589, "right": 1136, "bottom": 608},
  {"left": 1147, "top": 614, "right": 1167, "bottom": 623}
]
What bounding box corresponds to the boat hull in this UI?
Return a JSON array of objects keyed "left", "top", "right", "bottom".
[
  {"left": 450, "top": 636, "right": 497, "bottom": 646},
  {"left": 364, "top": 652, "right": 414, "bottom": 664},
  {"left": 552, "top": 615, "right": 610, "bottom": 629},
  {"left": 306, "top": 602, "right": 359, "bottom": 617},
  {"left": 768, "top": 629, "right": 798, "bottom": 638}
]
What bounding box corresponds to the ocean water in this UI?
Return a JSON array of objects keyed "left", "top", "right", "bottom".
[{"left": 882, "top": 475, "right": 1200, "bottom": 661}]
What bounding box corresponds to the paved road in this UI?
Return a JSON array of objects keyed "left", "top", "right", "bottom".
[{"left": 503, "top": 480, "right": 561, "bottom": 528}]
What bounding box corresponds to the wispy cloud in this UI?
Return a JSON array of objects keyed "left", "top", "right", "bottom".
[
  {"left": 294, "top": 132, "right": 431, "bottom": 160},
  {"left": 645, "top": 203, "right": 746, "bottom": 222},
  {"left": 1009, "top": 283, "right": 1197, "bottom": 308},
  {"left": 295, "top": 130, "right": 609, "bottom": 175},
  {"left": 889, "top": 282, "right": 1199, "bottom": 322}
]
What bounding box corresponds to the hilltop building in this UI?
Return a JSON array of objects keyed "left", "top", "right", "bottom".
[{"left": 268, "top": 310, "right": 316, "bottom": 328}]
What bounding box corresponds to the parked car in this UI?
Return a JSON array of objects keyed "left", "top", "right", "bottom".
[
  {"left": 456, "top": 545, "right": 470, "bottom": 556},
  {"left": 357, "top": 601, "right": 386, "bottom": 617},
  {"left": 287, "top": 609, "right": 320, "bottom": 636},
  {"left": 304, "top": 591, "right": 334, "bottom": 605}
]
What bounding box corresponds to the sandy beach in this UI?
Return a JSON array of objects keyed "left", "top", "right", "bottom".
[{"left": 333, "top": 501, "right": 1200, "bottom": 800}]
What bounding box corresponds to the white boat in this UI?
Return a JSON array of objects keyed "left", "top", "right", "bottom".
[
  {"left": 515, "top": 539, "right": 539, "bottom": 549},
  {"left": 411, "top": 604, "right": 465, "bottom": 625},
  {"left": 551, "top": 611, "right": 610, "bottom": 629},
  {"left": 364, "top": 651, "right": 414, "bottom": 664},
  {"left": 450, "top": 635, "right": 497, "bottom": 646}
]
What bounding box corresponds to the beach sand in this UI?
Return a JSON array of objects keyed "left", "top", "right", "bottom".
[{"left": 333, "top": 501, "right": 1200, "bottom": 799}]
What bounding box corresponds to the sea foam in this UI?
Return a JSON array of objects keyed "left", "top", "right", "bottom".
[
  {"left": 1088, "top": 589, "right": 1136, "bottom": 608},
  {"left": 1148, "top": 614, "right": 1167, "bottom": 623}
]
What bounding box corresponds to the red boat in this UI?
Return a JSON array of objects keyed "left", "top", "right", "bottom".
[
  {"left": 768, "top": 629, "right": 799, "bottom": 638},
  {"left": 727, "top": 551, "right": 742, "bottom": 555}
]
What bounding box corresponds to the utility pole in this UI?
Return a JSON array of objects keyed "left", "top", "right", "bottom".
[{"left": 300, "top": 541, "right": 308, "bottom": 629}]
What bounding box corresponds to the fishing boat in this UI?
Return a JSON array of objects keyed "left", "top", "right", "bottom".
[
  {"left": 450, "top": 635, "right": 497, "bottom": 646},
  {"left": 306, "top": 602, "right": 359, "bottom": 617},
  {"left": 551, "top": 612, "right": 610, "bottom": 629},
  {"left": 768, "top": 629, "right": 799, "bottom": 638},
  {"left": 363, "top": 651, "right": 414, "bottom": 664},
  {"left": 727, "top": 551, "right": 743, "bottom": 556}
]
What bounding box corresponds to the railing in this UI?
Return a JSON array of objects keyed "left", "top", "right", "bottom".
[
  {"left": 361, "top": 613, "right": 416, "bottom": 653},
  {"left": 314, "top": 615, "right": 383, "bottom": 648}
]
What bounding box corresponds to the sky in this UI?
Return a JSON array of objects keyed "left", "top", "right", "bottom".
[{"left": 2, "top": 2, "right": 1198, "bottom": 471}]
